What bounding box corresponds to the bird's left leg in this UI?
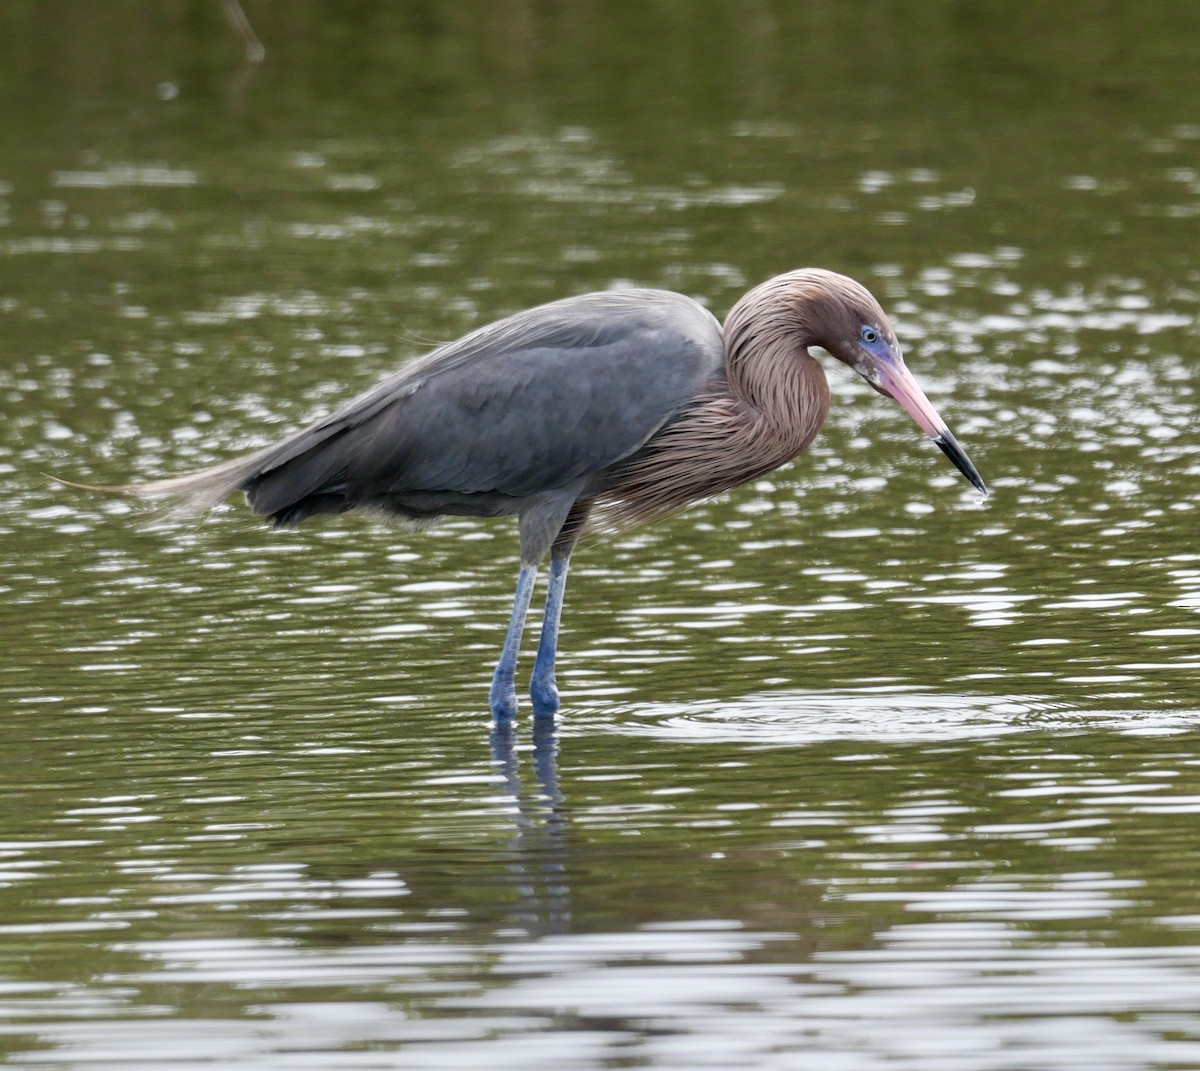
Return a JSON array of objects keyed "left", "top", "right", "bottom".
[{"left": 530, "top": 500, "right": 591, "bottom": 718}]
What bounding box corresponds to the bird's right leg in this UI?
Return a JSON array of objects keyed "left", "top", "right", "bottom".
[
  {"left": 530, "top": 501, "right": 591, "bottom": 718},
  {"left": 489, "top": 563, "right": 538, "bottom": 723},
  {"left": 529, "top": 556, "right": 569, "bottom": 716}
]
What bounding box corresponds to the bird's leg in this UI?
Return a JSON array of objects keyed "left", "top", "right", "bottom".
[
  {"left": 489, "top": 563, "right": 537, "bottom": 724},
  {"left": 492, "top": 489, "right": 585, "bottom": 724},
  {"left": 529, "top": 500, "right": 591, "bottom": 719},
  {"left": 529, "top": 556, "right": 569, "bottom": 716}
]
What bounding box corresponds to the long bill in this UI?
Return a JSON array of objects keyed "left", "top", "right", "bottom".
[{"left": 874, "top": 358, "right": 988, "bottom": 496}]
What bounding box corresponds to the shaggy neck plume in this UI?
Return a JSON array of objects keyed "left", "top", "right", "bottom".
[
  {"left": 596, "top": 275, "right": 834, "bottom": 529},
  {"left": 721, "top": 275, "right": 830, "bottom": 438}
]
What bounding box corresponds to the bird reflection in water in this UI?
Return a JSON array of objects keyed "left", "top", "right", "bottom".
[{"left": 489, "top": 719, "right": 571, "bottom": 933}]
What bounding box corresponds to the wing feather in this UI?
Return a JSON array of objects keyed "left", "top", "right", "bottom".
[{"left": 130, "top": 289, "right": 725, "bottom": 522}]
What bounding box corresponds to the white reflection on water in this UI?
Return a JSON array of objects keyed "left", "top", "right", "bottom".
[
  {"left": 11, "top": 920, "right": 1200, "bottom": 1071},
  {"left": 616, "top": 689, "right": 1200, "bottom": 744}
]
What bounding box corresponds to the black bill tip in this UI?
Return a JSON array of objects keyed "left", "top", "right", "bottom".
[{"left": 933, "top": 429, "right": 988, "bottom": 496}]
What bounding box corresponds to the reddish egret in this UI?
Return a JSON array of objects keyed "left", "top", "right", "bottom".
[{"left": 77, "top": 269, "right": 986, "bottom": 722}]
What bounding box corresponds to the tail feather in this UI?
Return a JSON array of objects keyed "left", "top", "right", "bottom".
[
  {"left": 56, "top": 386, "right": 394, "bottom": 524},
  {"left": 128, "top": 453, "right": 266, "bottom": 516},
  {"left": 51, "top": 446, "right": 274, "bottom": 520}
]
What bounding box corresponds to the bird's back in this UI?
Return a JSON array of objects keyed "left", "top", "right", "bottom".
[{"left": 152, "top": 289, "right": 727, "bottom": 525}]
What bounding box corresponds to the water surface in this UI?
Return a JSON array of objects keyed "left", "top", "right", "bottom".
[{"left": 2, "top": 3, "right": 1200, "bottom": 1068}]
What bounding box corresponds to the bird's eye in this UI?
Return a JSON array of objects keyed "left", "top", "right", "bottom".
[{"left": 860, "top": 326, "right": 879, "bottom": 344}]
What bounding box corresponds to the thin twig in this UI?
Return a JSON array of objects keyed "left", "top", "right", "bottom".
[{"left": 221, "top": 0, "right": 265, "bottom": 64}]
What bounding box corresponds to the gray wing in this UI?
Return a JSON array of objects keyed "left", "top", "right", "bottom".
[{"left": 241, "top": 289, "right": 725, "bottom": 519}]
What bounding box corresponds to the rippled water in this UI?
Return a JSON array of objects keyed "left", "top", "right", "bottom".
[{"left": 3, "top": 3, "right": 1200, "bottom": 1068}]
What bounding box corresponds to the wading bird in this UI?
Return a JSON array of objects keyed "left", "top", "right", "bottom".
[{"left": 76, "top": 269, "right": 986, "bottom": 722}]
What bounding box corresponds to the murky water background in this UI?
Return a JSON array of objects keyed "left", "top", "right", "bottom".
[{"left": 2, "top": 3, "right": 1200, "bottom": 1068}]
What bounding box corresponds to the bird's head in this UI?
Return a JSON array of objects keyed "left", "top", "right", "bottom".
[{"left": 784, "top": 269, "right": 988, "bottom": 496}]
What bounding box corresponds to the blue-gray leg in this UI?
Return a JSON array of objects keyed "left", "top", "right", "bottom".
[
  {"left": 530, "top": 557, "right": 569, "bottom": 717},
  {"left": 489, "top": 563, "right": 538, "bottom": 724}
]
